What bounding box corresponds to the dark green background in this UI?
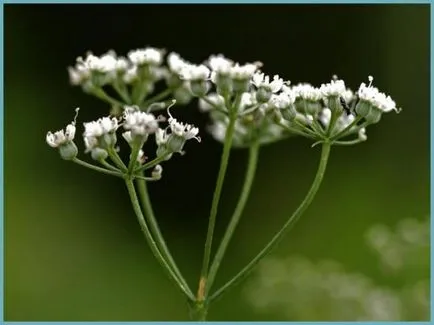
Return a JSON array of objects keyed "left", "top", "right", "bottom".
[{"left": 5, "top": 4, "right": 430, "bottom": 321}]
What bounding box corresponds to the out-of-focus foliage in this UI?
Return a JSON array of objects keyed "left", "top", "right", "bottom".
[{"left": 244, "top": 218, "right": 429, "bottom": 321}]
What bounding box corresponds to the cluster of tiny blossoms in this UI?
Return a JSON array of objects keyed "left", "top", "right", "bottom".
[
  {"left": 46, "top": 103, "right": 200, "bottom": 180},
  {"left": 66, "top": 46, "right": 400, "bottom": 149},
  {"left": 164, "top": 53, "right": 400, "bottom": 147},
  {"left": 49, "top": 46, "right": 401, "bottom": 178}
]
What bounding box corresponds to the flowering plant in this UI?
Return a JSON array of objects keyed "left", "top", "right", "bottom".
[{"left": 46, "top": 46, "right": 400, "bottom": 320}]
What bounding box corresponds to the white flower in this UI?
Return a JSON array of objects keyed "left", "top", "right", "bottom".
[
  {"left": 167, "top": 52, "right": 191, "bottom": 74},
  {"left": 83, "top": 117, "right": 118, "bottom": 138},
  {"left": 46, "top": 108, "right": 79, "bottom": 148},
  {"left": 371, "top": 92, "right": 398, "bottom": 112},
  {"left": 83, "top": 116, "right": 118, "bottom": 152},
  {"left": 319, "top": 108, "right": 364, "bottom": 137},
  {"left": 292, "top": 83, "right": 323, "bottom": 102},
  {"left": 123, "top": 107, "right": 159, "bottom": 136},
  {"left": 68, "top": 65, "right": 90, "bottom": 85},
  {"left": 128, "top": 47, "right": 164, "bottom": 66},
  {"left": 208, "top": 120, "right": 227, "bottom": 142},
  {"left": 168, "top": 114, "right": 200, "bottom": 141},
  {"left": 241, "top": 92, "right": 257, "bottom": 107},
  {"left": 358, "top": 82, "right": 380, "bottom": 101},
  {"left": 342, "top": 88, "right": 354, "bottom": 103},
  {"left": 82, "top": 52, "right": 117, "bottom": 73},
  {"left": 230, "top": 62, "right": 261, "bottom": 80},
  {"left": 207, "top": 54, "right": 233, "bottom": 74},
  {"left": 270, "top": 90, "right": 296, "bottom": 109},
  {"left": 46, "top": 123, "right": 76, "bottom": 148},
  {"left": 179, "top": 64, "right": 210, "bottom": 80},
  {"left": 320, "top": 79, "right": 347, "bottom": 97},
  {"left": 123, "top": 66, "right": 138, "bottom": 83},
  {"left": 115, "top": 57, "right": 129, "bottom": 72},
  {"left": 357, "top": 76, "right": 399, "bottom": 112},
  {"left": 155, "top": 128, "right": 169, "bottom": 146},
  {"left": 252, "top": 72, "right": 284, "bottom": 93}
]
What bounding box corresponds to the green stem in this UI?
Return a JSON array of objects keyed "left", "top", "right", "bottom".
[
  {"left": 98, "top": 159, "right": 122, "bottom": 172},
  {"left": 197, "top": 95, "right": 239, "bottom": 301},
  {"left": 333, "top": 138, "right": 366, "bottom": 146},
  {"left": 330, "top": 117, "right": 365, "bottom": 141},
  {"left": 134, "top": 155, "right": 169, "bottom": 173},
  {"left": 142, "top": 88, "right": 173, "bottom": 108},
  {"left": 72, "top": 158, "right": 123, "bottom": 178},
  {"left": 205, "top": 141, "right": 260, "bottom": 297},
  {"left": 135, "top": 177, "right": 194, "bottom": 300},
  {"left": 90, "top": 88, "right": 124, "bottom": 107},
  {"left": 125, "top": 179, "right": 194, "bottom": 301},
  {"left": 113, "top": 81, "right": 131, "bottom": 104},
  {"left": 189, "top": 300, "right": 209, "bottom": 321},
  {"left": 209, "top": 141, "right": 332, "bottom": 302},
  {"left": 107, "top": 147, "right": 128, "bottom": 172},
  {"left": 278, "top": 122, "right": 316, "bottom": 139},
  {"left": 294, "top": 119, "right": 318, "bottom": 138}
]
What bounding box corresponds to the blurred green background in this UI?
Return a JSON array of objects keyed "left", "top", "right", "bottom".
[{"left": 5, "top": 4, "right": 429, "bottom": 321}]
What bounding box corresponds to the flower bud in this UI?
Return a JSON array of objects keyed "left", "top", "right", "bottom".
[
  {"left": 90, "top": 148, "right": 108, "bottom": 161},
  {"left": 256, "top": 86, "right": 273, "bottom": 103},
  {"left": 58, "top": 142, "right": 78, "bottom": 160},
  {"left": 189, "top": 80, "right": 210, "bottom": 97},
  {"left": 167, "top": 134, "right": 186, "bottom": 153},
  {"left": 364, "top": 107, "right": 383, "bottom": 124},
  {"left": 355, "top": 99, "right": 372, "bottom": 117},
  {"left": 152, "top": 165, "right": 163, "bottom": 180},
  {"left": 174, "top": 86, "right": 193, "bottom": 105},
  {"left": 327, "top": 96, "right": 343, "bottom": 114}
]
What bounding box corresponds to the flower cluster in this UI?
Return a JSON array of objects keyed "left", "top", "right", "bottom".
[
  {"left": 46, "top": 103, "right": 200, "bottom": 180},
  {"left": 68, "top": 48, "right": 165, "bottom": 89},
  {"left": 166, "top": 52, "right": 400, "bottom": 147},
  {"left": 67, "top": 47, "right": 400, "bottom": 149}
]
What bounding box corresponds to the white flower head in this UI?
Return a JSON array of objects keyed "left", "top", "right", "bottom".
[
  {"left": 319, "top": 107, "right": 362, "bottom": 135},
  {"left": 320, "top": 78, "right": 347, "bottom": 97},
  {"left": 270, "top": 90, "right": 296, "bottom": 109},
  {"left": 123, "top": 66, "right": 138, "bottom": 83},
  {"left": 83, "top": 116, "right": 118, "bottom": 138},
  {"left": 207, "top": 54, "right": 234, "bottom": 75},
  {"left": 115, "top": 57, "right": 129, "bottom": 72},
  {"left": 82, "top": 52, "right": 117, "bottom": 73},
  {"left": 83, "top": 115, "right": 119, "bottom": 152},
  {"left": 155, "top": 128, "right": 169, "bottom": 146},
  {"left": 357, "top": 76, "right": 399, "bottom": 112},
  {"left": 46, "top": 108, "right": 79, "bottom": 148},
  {"left": 208, "top": 120, "right": 227, "bottom": 143},
  {"left": 167, "top": 52, "right": 191, "bottom": 74},
  {"left": 342, "top": 88, "right": 354, "bottom": 103},
  {"left": 252, "top": 72, "right": 284, "bottom": 93},
  {"left": 68, "top": 65, "right": 90, "bottom": 85},
  {"left": 123, "top": 106, "right": 159, "bottom": 136},
  {"left": 128, "top": 47, "right": 164, "bottom": 66},
  {"left": 167, "top": 110, "right": 200, "bottom": 141},
  {"left": 293, "top": 83, "right": 323, "bottom": 102},
  {"left": 230, "top": 62, "right": 262, "bottom": 80},
  {"left": 179, "top": 64, "right": 210, "bottom": 81}
]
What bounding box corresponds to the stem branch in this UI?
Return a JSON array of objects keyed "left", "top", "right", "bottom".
[{"left": 209, "top": 141, "right": 332, "bottom": 302}]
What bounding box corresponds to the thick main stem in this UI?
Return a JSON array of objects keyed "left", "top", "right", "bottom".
[
  {"left": 205, "top": 142, "right": 260, "bottom": 296},
  {"left": 209, "top": 142, "right": 332, "bottom": 302},
  {"left": 197, "top": 111, "right": 238, "bottom": 302}
]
